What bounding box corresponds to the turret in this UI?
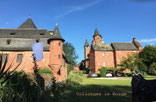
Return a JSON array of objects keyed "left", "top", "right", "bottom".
[
  {"left": 92, "top": 28, "right": 102, "bottom": 45},
  {"left": 48, "top": 24, "right": 65, "bottom": 81},
  {"left": 84, "top": 39, "right": 89, "bottom": 60}
]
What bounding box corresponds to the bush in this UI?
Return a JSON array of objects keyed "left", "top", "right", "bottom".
[
  {"left": 99, "top": 67, "right": 109, "bottom": 77},
  {"left": 38, "top": 68, "right": 53, "bottom": 74},
  {"left": 65, "top": 71, "right": 83, "bottom": 87},
  {"left": 123, "top": 72, "right": 132, "bottom": 77}
]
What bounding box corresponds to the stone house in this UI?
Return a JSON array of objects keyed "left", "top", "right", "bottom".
[
  {"left": 84, "top": 28, "right": 142, "bottom": 73},
  {"left": 0, "top": 18, "right": 67, "bottom": 81}
]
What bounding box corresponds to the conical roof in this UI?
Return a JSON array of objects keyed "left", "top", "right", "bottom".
[
  {"left": 48, "top": 24, "right": 65, "bottom": 43},
  {"left": 18, "top": 17, "right": 37, "bottom": 29},
  {"left": 84, "top": 39, "right": 89, "bottom": 47},
  {"left": 93, "top": 28, "right": 102, "bottom": 37}
]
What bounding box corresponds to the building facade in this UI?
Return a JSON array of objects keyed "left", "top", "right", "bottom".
[
  {"left": 0, "top": 18, "right": 67, "bottom": 81},
  {"left": 84, "top": 28, "right": 142, "bottom": 73}
]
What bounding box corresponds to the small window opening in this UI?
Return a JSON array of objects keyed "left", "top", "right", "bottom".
[
  {"left": 59, "top": 42, "right": 61, "bottom": 46},
  {"left": 10, "top": 33, "right": 15, "bottom": 35},
  {"left": 58, "top": 55, "right": 61, "bottom": 59},
  {"left": 7, "top": 39, "right": 11, "bottom": 45},
  {"left": 40, "top": 33, "right": 45, "bottom": 35},
  {"left": 36, "top": 39, "right": 40, "bottom": 42}
]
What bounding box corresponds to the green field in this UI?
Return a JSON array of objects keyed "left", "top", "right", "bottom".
[{"left": 60, "top": 76, "right": 156, "bottom": 102}]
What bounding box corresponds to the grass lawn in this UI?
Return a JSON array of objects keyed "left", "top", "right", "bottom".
[{"left": 60, "top": 76, "right": 156, "bottom": 102}]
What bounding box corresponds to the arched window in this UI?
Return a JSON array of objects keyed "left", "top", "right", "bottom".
[{"left": 59, "top": 42, "right": 61, "bottom": 46}]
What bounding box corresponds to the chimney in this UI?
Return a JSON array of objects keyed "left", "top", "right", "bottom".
[{"left": 49, "top": 31, "right": 53, "bottom": 35}]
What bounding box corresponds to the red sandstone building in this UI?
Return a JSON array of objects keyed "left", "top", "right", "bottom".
[
  {"left": 84, "top": 28, "right": 142, "bottom": 73},
  {"left": 0, "top": 18, "right": 67, "bottom": 81}
]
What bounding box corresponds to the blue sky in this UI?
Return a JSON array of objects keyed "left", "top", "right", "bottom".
[{"left": 0, "top": 0, "right": 156, "bottom": 63}]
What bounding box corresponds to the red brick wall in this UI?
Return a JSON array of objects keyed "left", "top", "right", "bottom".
[
  {"left": 114, "top": 50, "right": 139, "bottom": 66},
  {"left": 89, "top": 49, "right": 95, "bottom": 73},
  {"left": 94, "top": 51, "right": 115, "bottom": 73},
  {"left": 0, "top": 51, "right": 49, "bottom": 72},
  {"left": 92, "top": 35, "right": 101, "bottom": 45}
]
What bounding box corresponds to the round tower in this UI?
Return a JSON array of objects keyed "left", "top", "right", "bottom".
[
  {"left": 84, "top": 39, "right": 90, "bottom": 69},
  {"left": 84, "top": 39, "right": 89, "bottom": 60},
  {"left": 48, "top": 24, "right": 65, "bottom": 81}
]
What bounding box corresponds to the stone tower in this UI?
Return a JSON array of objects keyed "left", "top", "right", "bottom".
[
  {"left": 84, "top": 39, "right": 90, "bottom": 69},
  {"left": 92, "top": 28, "right": 102, "bottom": 45},
  {"left": 84, "top": 39, "right": 89, "bottom": 60},
  {"left": 48, "top": 24, "right": 65, "bottom": 81}
]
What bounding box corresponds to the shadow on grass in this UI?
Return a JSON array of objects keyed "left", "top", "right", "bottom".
[{"left": 59, "top": 84, "right": 132, "bottom": 102}]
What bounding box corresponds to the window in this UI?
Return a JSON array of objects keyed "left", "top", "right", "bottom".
[
  {"left": 59, "top": 42, "right": 61, "bottom": 46},
  {"left": 40, "top": 33, "right": 45, "bottom": 35},
  {"left": 103, "top": 52, "right": 105, "bottom": 56},
  {"left": 103, "top": 62, "right": 106, "bottom": 67},
  {"left": 17, "top": 54, "right": 23, "bottom": 63},
  {"left": 10, "top": 33, "right": 15, "bottom": 35},
  {"left": 2, "top": 54, "right": 8, "bottom": 63},
  {"left": 7, "top": 39, "right": 11, "bottom": 45},
  {"left": 58, "top": 55, "right": 61, "bottom": 59},
  {"left": 36, "top": 39, "right": 40, "bottom": 42}
]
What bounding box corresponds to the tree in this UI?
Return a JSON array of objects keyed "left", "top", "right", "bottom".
[
  {"left": 139, "top": 45, "right": 156, "bottom": 73},
  {"left": 119, "top": 54, "right": 136, "bottom": 73},
  {"left": 63, "top": 42, "right": 78, "bottom": 65},
  {"left": 149, "top": 62, "right": 156, "bottom": 75},
  {"left": 63, "top": 42, "right": 78, "bottom": 75}
]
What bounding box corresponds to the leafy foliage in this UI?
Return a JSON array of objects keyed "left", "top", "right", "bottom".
[
  {"left": 65, "top": 71, "right": 83, "bottom": 86},
  {"left": 38, "top": 68, "right": 53, "bottom": 74},
  {"left": 149, "top": 62, "right": 156, "bottom": 75},
  {"left": 140, "top": 45, "right": 156, "bottom": 73},
  {"left": 63, "top": 42, "right": 78, "bottom": 65}
]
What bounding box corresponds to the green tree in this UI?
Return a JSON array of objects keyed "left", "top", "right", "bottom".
[
  {"left": 63, "top": 42, "right": 78, "bottom": 65},
  {"left": 63, "top": 42, "right": 78, "bottom": 75},
  {"left": 139, "top": 45, "right": 156, "bottom": 73},
  {"left": 119, "top": 54, "right": 137, "bottom": 73},
  {"left": 149, "top": 62, "right": 156, "bottom": 75}
]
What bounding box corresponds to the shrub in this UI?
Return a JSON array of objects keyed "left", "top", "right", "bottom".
[
  {"left": 38, "top": 68, "right": 53, "bottom": 74},
  {"left": 99, "top": 67, "right": 109, "bottom": 77},
  {"left": 65, "top": 71, "right": 83, "bottom": 87},
  {"left": 123, "top": 72, "right": 132, "bottom": 77}
]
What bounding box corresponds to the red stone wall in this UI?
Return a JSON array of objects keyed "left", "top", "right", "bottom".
[
  {"left": 94, "top": 51, "right": 115, "bottom": 73},
  {"left": 89, "top": 49, "right": 95, "bottom": 73},
  {"left": 114, "top": 50, "right": 139, "bottom": 66},
  {"left": 0, "top": 51, "right": 49, "bottom": 73},
  {"left": 92, "top": 35, "right": 101, "bottom": 45}
]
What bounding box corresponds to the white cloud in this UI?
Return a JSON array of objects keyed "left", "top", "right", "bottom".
[
  {"left": 54, "top": 0, "right": 102, "bottom": 19},
  {"left": 138, "top": 38, "right": 156, "bottom": 43}
]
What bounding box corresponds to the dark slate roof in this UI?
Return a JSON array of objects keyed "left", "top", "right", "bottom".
[
  {"left": 111, "top": 43, "right": 138, "bottom": 50},
  {"left": 18, "top": 18, "right": 37, "bottom": 29},
  {"left": 48, "top": 24, "right": 65, "bottom": 42},
  {"left": 0, "top": 29, "right": 51, "bottom": 38},
  {"left": 0, "top": 38, "right": 49, "bottom": 51},
  {"left": 84, "top": 39, "right": 89, "bottom": 47},
  {"left": 0, "top": 18, "right": 53, "bottom": 51},
  {"left": 93, "top": 28, "right": 102, "bottom": 37},
  {"left": 92, "top": 44, "right": 113, "bottom": 51}
]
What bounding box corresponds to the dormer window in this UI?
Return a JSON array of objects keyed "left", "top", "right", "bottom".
[
  {"left": 40, "top": 33, "right": 45, "bottom": 35},
  {"left": 10, "top": 33, "right": 15, "bottom": 35},
  {"left": 7, "top": 39, "right": 11, "bottom": 45},
  {"left": 36, "top": 39, "right": 40, "bottom": 42}
]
